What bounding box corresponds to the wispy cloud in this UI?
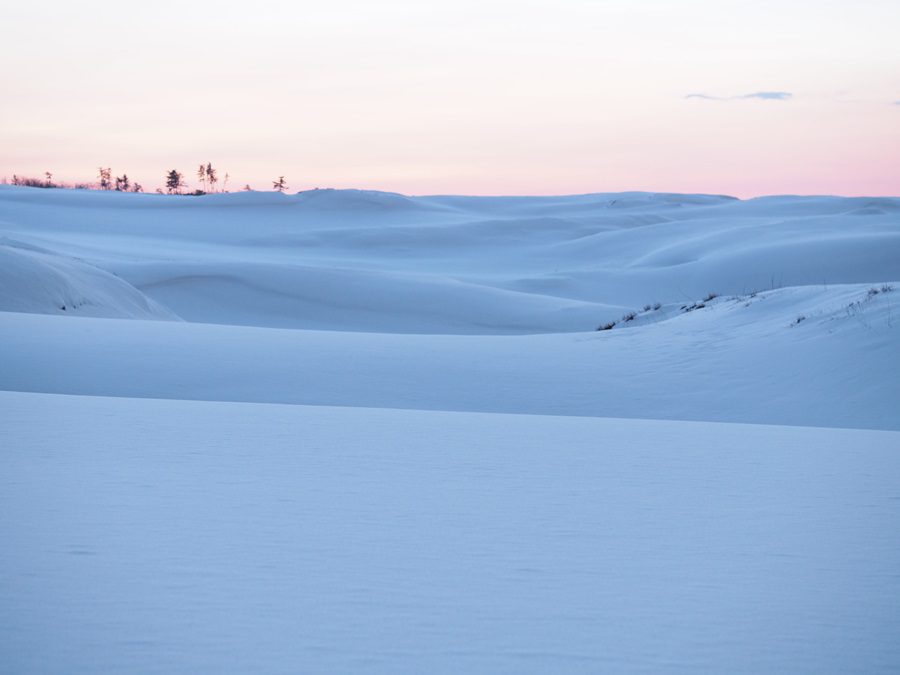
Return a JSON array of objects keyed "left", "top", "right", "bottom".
[
  {"left": 741, "top": 91, "right": 792, "bottom": 100},
  {"left": 687, "top": 91, "right": 793, "bottom": 101}
]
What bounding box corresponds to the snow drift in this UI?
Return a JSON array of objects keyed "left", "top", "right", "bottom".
[
  {"left": 2, "top": 185, "right": 900, "bottom": 673},
  {"left": 1, "top": 185, "right": 897, "bottom": 429},
  {"left": 0, "top": 239, "right": 178, "bottom": 320}
]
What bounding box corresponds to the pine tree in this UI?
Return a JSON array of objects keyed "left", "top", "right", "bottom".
[
  {"left": 44, "top": 172, "right": 53, "bottom": 187},
  {"left": 115, "top": 174, "right": 130, "bottom": 192},
  {"left": 273, "top": 176, "right": 288, "bottom": 192},
  {"left": 98, "top": 167, "right": 112, "bottom": 190},
  {"left": 132, "top": 182, "right": 143, "bottom": 193},
  {"left": 165, "top": 169, "right": 185, "bottom": 194}
]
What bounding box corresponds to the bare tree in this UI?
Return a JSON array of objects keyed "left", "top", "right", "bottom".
[
  {"left": 44, "top": 172, "right": 53, "bottom": 187},
  {"left": 273, "top": 176, "right": 288, "bottom": 192},
  {"left": 115, "top": 174, "right": 130, "bottom": 192}
]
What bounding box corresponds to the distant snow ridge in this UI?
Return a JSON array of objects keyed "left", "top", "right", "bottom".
[
  {"left": 0, "top": 186, "right": 898, "bottom": 335},
  {"left": 0, "top": 240, "right": 179, "bottom": 320}
]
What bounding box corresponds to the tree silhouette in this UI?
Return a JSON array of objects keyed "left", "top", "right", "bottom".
[
  {"left": 206, "top": 163, "right": 217, "bottom": 193},
  {"left": 197, "top": 164, "right": 207, "bottom": 193},
  {"left": 115, "top": 174, "right": 130, "bottom": 192},
  {"left": 132, "top": 182, "right": 143, "bottom": 193},
  {"left": 165, "top": 169, "right": 185, "bottom": 194},
  {"left": 98, "top": 167, "right": 112, "bottom": 190},
  {"left": 44, "top": 172, "right": 53, "bottom": 187},
  {"left": 273, "top": 176, "right": 288, "bottom": 192}
]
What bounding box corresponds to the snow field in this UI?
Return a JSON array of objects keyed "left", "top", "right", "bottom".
[
  {"left": 1, "top": 186, "right": 899, "bottom": 672},
  {"left": 3, "top": 391, "right": 899, "bottom": 673}
]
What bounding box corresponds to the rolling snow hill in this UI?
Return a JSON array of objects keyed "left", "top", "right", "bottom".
[
  {"left": 1, "top": 185, "right": 897, "bottom": 428},
  {"left": 1, "top": 185, "right": 899, "bottom": 673}
]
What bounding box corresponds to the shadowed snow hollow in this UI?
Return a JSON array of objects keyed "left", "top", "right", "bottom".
[{"left": 0, "top": 239, "right": 178, "bottom": 320}]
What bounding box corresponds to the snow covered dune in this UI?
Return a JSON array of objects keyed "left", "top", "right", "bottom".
[
  {"left": 2, "top": 186, "right": 897, "bottom": 333},
  {"left": 2, "top": 281, "right": 897, "bottom": 429},
  {"left": 2, "top": 186, "right": 899, "bottom": 673},
  {"left": 1, "top": 185, "right": 898, "bottom": 428},
  {"left": 0, "top": 239, "right": 178, "bottom": 320}
]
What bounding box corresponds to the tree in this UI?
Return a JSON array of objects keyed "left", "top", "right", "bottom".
[
  {"left": 243, "top": 184, "right": 252, "bottom": 191},
  {"left": 273, "top": 176, "right": 288, "bottom": 192},
  {"left": 115, "top": 174, "right": 130, "bottom": 192},
  {"left": 206, "top": 162, "right": 217, "bottom": 193},
  {"left": 165, "top": 169, "right": 185, "bottom": 194},
  {"left": 98, "top": 167, "right": 112, "bottom": 190},
  {"left": 222, "top": 172, "right": 230, "bottom": 193},
  {"left": 132, "top": 182, "right": 143, "bottom": 193},
  {"left": 44, "top": 172, "right": 53, "bottom": 187},
  {"left": 197, "top": 164, "right": 207, "bottom": 193}
]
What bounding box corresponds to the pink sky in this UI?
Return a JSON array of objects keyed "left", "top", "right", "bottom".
[{"left": 2, "top": 0, "right": 899, "bottom": 197}]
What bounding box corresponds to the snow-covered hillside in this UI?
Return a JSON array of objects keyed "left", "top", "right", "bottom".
[
  {"left": 1, "top": 185, "right": 899, "bottom": 673},
  {"left": 1, "top": 185, "right": 897, "bottom": 428},
  {"left": 2, "top": 186, "right": 898, "bottom": 333}
]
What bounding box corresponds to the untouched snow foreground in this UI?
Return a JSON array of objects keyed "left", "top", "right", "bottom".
[
  {"left": 1, "top": 185, "right": 900, "bottom": 672},
  {"left": 3, "top": 392, "right": 900, "bottom": 674}
]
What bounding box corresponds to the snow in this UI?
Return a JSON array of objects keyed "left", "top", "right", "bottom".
[
  {"left": 3, "top": 391, "right": 900, "bottom": 674},
  {"left": 2, "top": 186, "right": 898, "bottom": 333},
  {"left": 1, "top": 281, "right": 898, "bottom": 429},
  {"left": 0, "top": 239, "right": 178, "bottom": 320},
  {"left": 1, "top": 185, "right": 899, "bottom": 672}
]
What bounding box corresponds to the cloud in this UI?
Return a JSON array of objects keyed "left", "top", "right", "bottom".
[
  {"left": 687, "top": 91, "right": 792, "bottom": 101},
  {"left": 740, "top": 91, "right": 792, "bottom": 100}
]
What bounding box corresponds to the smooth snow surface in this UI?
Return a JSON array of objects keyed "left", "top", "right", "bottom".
[
  {"left": 2, "top": 186, "right": 898, "bottom": 333},
  {"left": 3, "top": 391, "right": 900, "bottom": 674},
  {"left": 1, "top": 186, "right": 898, "bottom": 429},
  {"left": 1, "top": 186, "right": 899, "bottom": 673},
  {"left": 1, "top": 281, "right": 898, "bottom": 429}
]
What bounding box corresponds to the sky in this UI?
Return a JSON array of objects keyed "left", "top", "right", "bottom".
[{"left": 2, "top": 0, "right": 898, "bottom": 196}]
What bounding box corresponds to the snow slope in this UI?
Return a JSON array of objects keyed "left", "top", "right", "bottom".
[
  {"left": 0, "top": 238, "right": 178, "bottom": 320},
  {"left": 1, "top": 186, "right": 899, "bottom": 673},
  {"left": 3, "top": 391, "right": 900, "bottom": 674},
  {"left": 1, "top": 185, "right": 898, "bottom": 429},
  {"left": 2, "top": 185, "right": 898, "bottom": 333},
  {"left": 1, "top": 281, "right": 897, "bottom": 429}
]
